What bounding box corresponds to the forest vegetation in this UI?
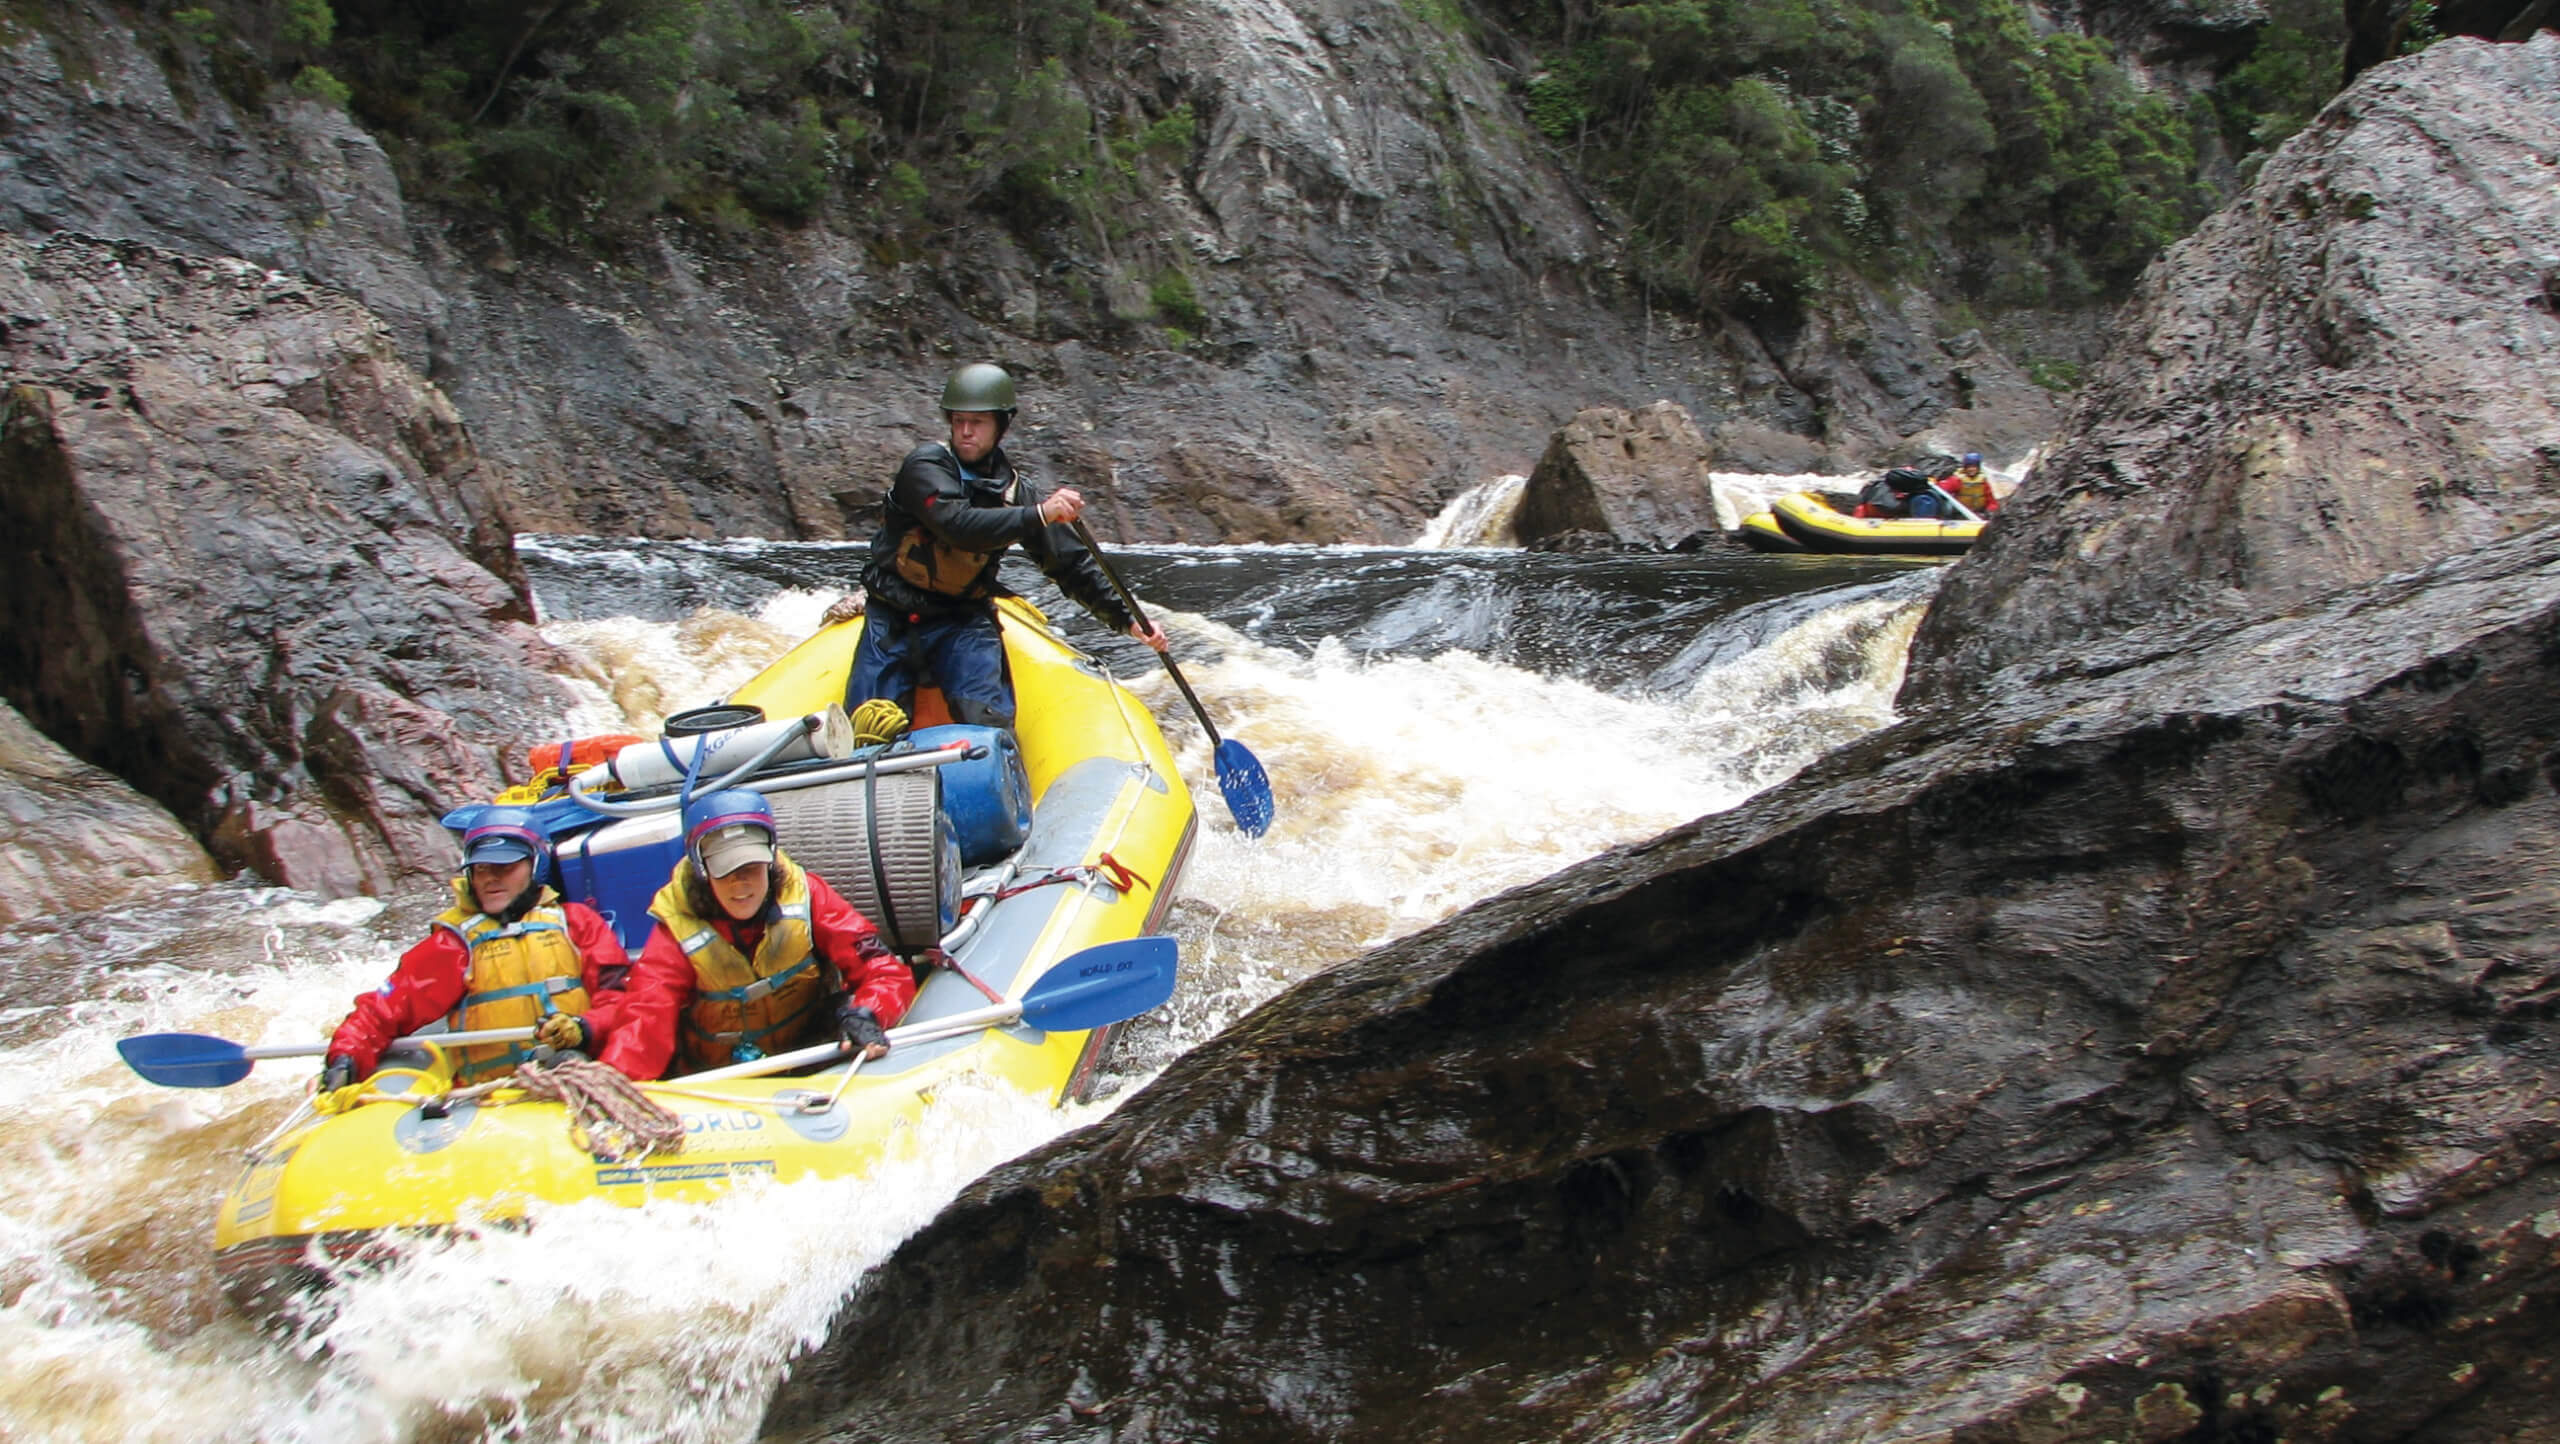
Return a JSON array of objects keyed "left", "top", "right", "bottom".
[{"left": 89, "top": 0, "right": 2392, "bottom": 341}]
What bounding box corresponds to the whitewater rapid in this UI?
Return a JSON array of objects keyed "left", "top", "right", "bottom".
[{"left": 0, "top": 482, "right": 1942, "bottom": 1442}]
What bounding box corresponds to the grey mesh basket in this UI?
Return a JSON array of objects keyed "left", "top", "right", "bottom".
[{"left": 767, "top": 769, "right": 957, "bottom": 953}]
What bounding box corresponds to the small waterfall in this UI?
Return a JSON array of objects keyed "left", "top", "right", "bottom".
[{"left": 1412, "top": 474, "right": 1527, "bottom": 548}]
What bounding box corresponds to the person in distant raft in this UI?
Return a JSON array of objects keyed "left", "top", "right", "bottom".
[
  {"left": 846, "top": 362, "right": 1168, "bottom": 730},
  {"left": 597, "top": 789, "right": 917, "bottom": 1080},
  {"left": 1939, "top": 452, "right": 2000, "bottom": 516},
  {"left": 322, "top": 807, "right": 631, "bottom": 1092}
]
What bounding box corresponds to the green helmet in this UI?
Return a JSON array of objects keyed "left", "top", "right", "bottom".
[{"left": 940, "top": 363, "right": 1017, "bottom": 414}]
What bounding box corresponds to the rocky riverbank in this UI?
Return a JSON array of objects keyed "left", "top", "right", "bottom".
[{"left": 764, "top": 35, "right": 2560, "bottom": 1442}]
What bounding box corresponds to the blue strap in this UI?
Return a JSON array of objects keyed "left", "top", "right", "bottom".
[
  {"left": 675, "top": 728, "right": 709, "bottom": 812},
  {"left": 695, "top": 952, "right": 818, "bottom": 1006},
  {"left": 461, "top": 975, "right": 582, "bottom": 1009}
]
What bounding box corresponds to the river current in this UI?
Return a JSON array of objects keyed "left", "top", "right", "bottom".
[{"left": 0, "top": 476, "right": 1945, "bottom": 1442}]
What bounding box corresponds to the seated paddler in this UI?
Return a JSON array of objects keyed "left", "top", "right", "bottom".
[
  {"left": 322, "top": 807, "right": 632, "bottom": 1093},
  {"left": 596, "top": 788, "right": 916, "bottom": 1081}
]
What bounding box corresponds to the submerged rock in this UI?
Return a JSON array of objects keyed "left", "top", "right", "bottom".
[{"left": 0, "top": 698, "right": 218, "bottom": 922}]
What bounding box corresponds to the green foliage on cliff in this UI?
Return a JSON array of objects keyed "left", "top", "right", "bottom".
[
  {"left": 176, "top": 0, "right": 2347, "bottom": 324},
  {"left": 1490, "top": 0, "right": 2281, "bottom": 312},
  {"left": 2214, "top": 0, "right": 2350, "bottom": 159}
]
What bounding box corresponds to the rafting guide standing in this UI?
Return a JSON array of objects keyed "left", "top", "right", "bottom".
[{"left": 846, "top": 362, "right": 1168, "bottom": 730}]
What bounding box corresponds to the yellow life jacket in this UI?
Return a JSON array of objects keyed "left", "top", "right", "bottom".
[
  {"left": 433, "top": 879, "right": 593, "bottom": 1084},
  {"left": 648, "top": 855, "right": 821, "bottom": 1073},
  {"left": 1946, "top": 470, "right": 1995, "bottom": 513}
]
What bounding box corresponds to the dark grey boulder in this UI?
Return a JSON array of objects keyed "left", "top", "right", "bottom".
[
  {"left": 1906, "top": 33, "right": 2560, "bottom": 712},
  {"left": 1514, "top": 402, "right": 1722, "bottom": 550},
  {"left": 763, "top": 35, "right": 2560, "bottom": 1444}
]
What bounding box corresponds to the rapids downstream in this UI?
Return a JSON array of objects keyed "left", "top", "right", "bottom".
[{"left": 0, "top": 477, "right": 1946, "bottom": 1442}]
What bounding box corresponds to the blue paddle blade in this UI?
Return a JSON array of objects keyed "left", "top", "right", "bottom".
[
  {"left": 117, "top": 1033, "right": 255, "bottom": 1089},
  {"left": 1019, "top": 936, "right": 1180, "bottom": 1033},
  {"left": 1214, "top": 738, "right": 1274, "bottom": 837}
]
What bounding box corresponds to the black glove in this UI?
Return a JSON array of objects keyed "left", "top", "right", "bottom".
[
  {"left": 537, "top": 1014, "right": 595, "bottom": 1053},
  {"left": 833, "top": 1001, "right": 888, "bottom": 1053},
  {"left": 321, "top": 1054, "right": 356, "bottom": 1093}
]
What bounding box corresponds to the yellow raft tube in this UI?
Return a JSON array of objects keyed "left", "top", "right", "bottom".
[
  {"left": 214, "top": 597, "right": 1196, "bottom": 1311},
  {"left": 1741, "top": 491, "right": 1982, "bottom": 556}
]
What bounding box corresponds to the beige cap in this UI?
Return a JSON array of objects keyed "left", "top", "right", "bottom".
[{"left": 697, "top": 821, "right": 777, "bottom": 878}]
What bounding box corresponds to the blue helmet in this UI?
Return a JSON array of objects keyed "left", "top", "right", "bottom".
[
  {"left": 462, "top": 806, "right": 548, "bottom": 868},
  {"left": 1961, "top": 452, "right": 1983, "bottom": 466},
  {"left": 683, "top": 789, "right": 780, "bottom": 877}
]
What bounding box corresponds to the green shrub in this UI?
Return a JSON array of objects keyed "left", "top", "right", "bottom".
[
  {"left": 2024, "top": 356, "right": 2082, "bottom": 391},
  {"left": 292, "top": 63, "right": 350, "bottom": 109},
  {"left": 281, "top": 0, "right": 333, "bottom": 51},
  {"left": 2215, "top": 0, "right": 2348, "bottom": 154},
  {"left": 1150, "top": 269, "right": 1205, "bottom": 329}
]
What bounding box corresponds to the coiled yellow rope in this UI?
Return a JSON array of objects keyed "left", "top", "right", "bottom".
[{"left": 851, "top": 698, "right": 910, "bottom": 745}]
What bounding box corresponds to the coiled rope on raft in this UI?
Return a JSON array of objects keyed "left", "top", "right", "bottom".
[{"left": 441, "top": 1057, "right": 688, "bottom": 1162}]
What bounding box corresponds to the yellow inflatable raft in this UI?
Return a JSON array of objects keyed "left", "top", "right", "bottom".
[
  {"left": 212, "top": 597, "right": 1196, "bottom": 1311},
  {"left": 1742, "top": 491, "right": 1982, "bottom": 556}
]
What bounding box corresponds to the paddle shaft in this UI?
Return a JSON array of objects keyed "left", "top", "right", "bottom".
[
  {"left": 1067, "top": 518, "right": 1227, "bottom": 749},
  {"left": 682, "top": 933, "right": 1177, "bottom": 1082},
  {"left": 1924, "top": 477, "right": 1986, "bottom": 524},
  {"left": 683, "top": 998, "right": 1032, "bottom": 1083},
  {"left": 244, "top": 1026, "right": 538, "bottom": 1063}
]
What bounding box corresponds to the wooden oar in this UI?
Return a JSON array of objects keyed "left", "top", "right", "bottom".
[
  {"left": 1066, "top": 518, "right": 1275, "bottom": 837},
  {"left": 117, "top": 1026, "right": 539, "bottom": 1089},
  {"left": 684, "top": 934, "right": 1180, "bottom": 1083}
]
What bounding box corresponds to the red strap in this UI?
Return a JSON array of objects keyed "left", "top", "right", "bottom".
[
  {"left": 991, "top": 853, "right": 1154, "bottom": 903},
  {"left": 1093, "top": 852, "right": 1151, "bottom": 894},
  {"left": 925, "top": 948, "right": 1005, "bottom": 1004}
]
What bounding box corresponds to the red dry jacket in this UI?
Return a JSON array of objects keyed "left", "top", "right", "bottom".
[
  {"left": 328, "top": 898, "right": 630, "bottom": 1074},
  {"left": 597, "top": 869, "right": 915, "bottom": 1081}
]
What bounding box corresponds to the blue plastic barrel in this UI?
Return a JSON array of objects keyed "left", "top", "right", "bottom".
[{"left": 909, "top": 724, "right": 1034, "bottom": 866}]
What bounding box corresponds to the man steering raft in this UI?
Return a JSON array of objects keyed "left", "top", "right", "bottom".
[
  {"left": 595, "top": 789, "right": 917, "bottom": 1079},
  {"left": 847, "top": 361, "right": 1167, "bottom": 730},
  {"left": 322, "top": 807, "right": 631, "bottom": 1092}
]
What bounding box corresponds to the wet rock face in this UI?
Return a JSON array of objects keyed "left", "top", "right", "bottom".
[
  {"left": 1904, "top": 34, "right": 2560, "bottom": 712},
  {"left": 1513, "top": 402, "right": 1721, "bottom": 550},
  {"left": 0, "top": 699, "right": 218, "bottom": 923},
  {"left": 0, "top": 2, "right": 443, "bottom": 358},
  {"left": 0, "top": 234, "right": 575, "bottom": 895},
  {"left": 0, "top": 2, "right": 2085, "bottom": 550},
  {"left": 771, "top": 525, "right": 2560, "bottom": 1444}
]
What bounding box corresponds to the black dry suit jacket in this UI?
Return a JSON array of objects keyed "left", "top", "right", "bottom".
[{"left": 859, "top": 441, "right": 1135, "bottom": 631}]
